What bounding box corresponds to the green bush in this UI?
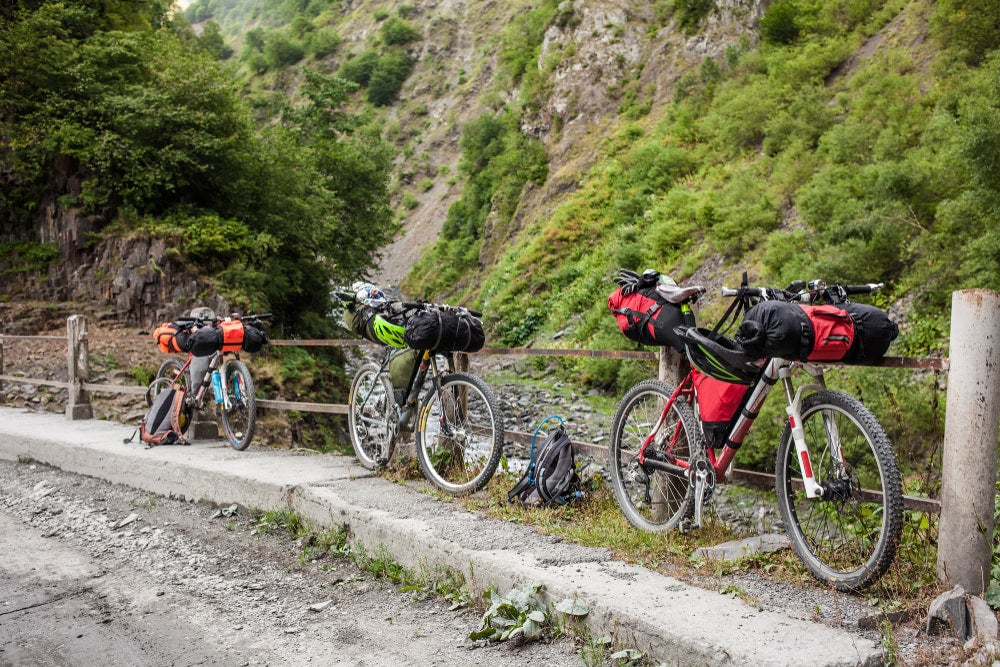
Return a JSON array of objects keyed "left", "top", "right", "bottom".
[
  {"left": 338, "top": 50, "right": 379, "bottom": 85},
  {"left": 674, "top": 0, "right": 715, "bottom": 35},
  {"left": 380, "top": 16, "right": 419, "bottom": 45},
  {"left": 264, "top": 33, "right": 305, "bottom": 69},
  {"left": 307, "top": 26, "right": 340, "bottom": 58},
  {"left": 366, "top": 50, "right": 413, "bottom": 106},
  {"left": 932, "top": 0, "right": 1000, "bottom": 64},
  {"left": 759, "top": 0, "right": 801, "bottom": 44}
]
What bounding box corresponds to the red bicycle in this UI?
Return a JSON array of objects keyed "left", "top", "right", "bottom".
[{"left": 607, "top": 278, "right": 903, "bottom": 591}]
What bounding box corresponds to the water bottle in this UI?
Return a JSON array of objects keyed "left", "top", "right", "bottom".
[{"left": 211, "top": 370, "right": 224, "bottom": 404}]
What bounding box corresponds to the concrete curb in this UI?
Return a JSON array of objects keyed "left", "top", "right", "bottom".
[{"left": 0, "top": 406, "right": 881, "bottom": 666}]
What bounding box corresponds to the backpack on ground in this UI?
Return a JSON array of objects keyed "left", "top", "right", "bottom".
[
  {"left": 125, "top": 383, "right": 191, "bottom": 448},
  {"left": 508, "top": 416, "right": 581, "bottom": 507}
]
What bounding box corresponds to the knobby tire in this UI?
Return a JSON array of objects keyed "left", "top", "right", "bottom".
[
  {"left": 609, "top": 380, "right": 701, "bottom": 531},
  {"left": 348, "top": 363, "right": 396, "bottom": 470},
  {"left": 220, "top": 360, "right": 256, "bottom": 451},
  {"left": 775, "top": 390, "right": 903, "bottom": 592},
  {"left": 414, "top": 372, "right": 503, "bottom": 496}
]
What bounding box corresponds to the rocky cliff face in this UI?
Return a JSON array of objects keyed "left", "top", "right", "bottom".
[{"left": 370, "top": 0, "right": 763, "bottom": 288}]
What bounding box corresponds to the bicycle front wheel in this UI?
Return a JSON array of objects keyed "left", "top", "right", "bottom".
[
  {"left": 220, "top": 360, "right": 256, "bottom": 451},
  {"left": 609, "top": 380, "right": 700, "bottom": 531},
  {"left": 348, "top": 363, "right": 396, "bottom": 470},
  {"left": 415, "top": 372, "right": 503, "bottom": 496},
  {"left": 775, "top": 390, "right": 903, "bottom": 592}
]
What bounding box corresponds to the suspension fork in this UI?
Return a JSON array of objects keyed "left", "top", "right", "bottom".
[
  {"left": 778, "top": 361, "right": 829, "bottom": 498},
  {"left": 219, "top": 360, "right": 233, "bottom": 411}
]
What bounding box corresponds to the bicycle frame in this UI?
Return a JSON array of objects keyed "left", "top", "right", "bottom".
[
  {"left": 638, "top": 356, "right": 839, "bottom": 529},
  {"left": 172, "top": 350, "right": 230, "bottom": 411},
  {"left": 358, "top": 347, "right": 452, "bottom": 430}
]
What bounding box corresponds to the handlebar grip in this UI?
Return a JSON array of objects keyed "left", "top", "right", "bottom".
[
  {"left": 842, "top": 283, "right": 884, "bottom": 295},
  {"left": 721, "top": 287, "right": 739, "bottom": 297}
]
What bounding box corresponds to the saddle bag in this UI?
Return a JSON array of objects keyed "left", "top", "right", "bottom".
[
  {"left": 403, "top": 309, "right": 485, "bottom": 353},
  {"left": 607, "top": 284, "right": 686, "bottom": 351},
  {"left": 692, "top": 369, "right": 752, "bottom": 448}
]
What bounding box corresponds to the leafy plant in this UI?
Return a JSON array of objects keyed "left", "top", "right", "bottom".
[{"left": 469, "top": 581, "right": 548, "bottom": 642}]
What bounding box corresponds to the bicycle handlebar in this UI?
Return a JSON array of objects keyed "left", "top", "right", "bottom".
[
  {"left": 721, "top": 280, "right": 885, "bottom": 305},
  {"left": 172, "top": 313, "right": 272, "bottom": 328}
]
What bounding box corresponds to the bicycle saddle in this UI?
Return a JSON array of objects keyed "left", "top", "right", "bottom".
[{"left": 655, "top": 283, "right": 706, "bottom": 304}]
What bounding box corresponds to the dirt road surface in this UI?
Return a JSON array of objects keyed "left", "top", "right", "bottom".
[{"left": 0, "top": 460, "right": 581, "bottom": 666}]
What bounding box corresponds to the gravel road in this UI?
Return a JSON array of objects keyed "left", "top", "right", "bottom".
[{"left": 0, "top": 460, "right": 581, "bottom": 666}]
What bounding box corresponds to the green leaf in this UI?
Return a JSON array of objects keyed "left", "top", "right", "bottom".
[
  {"left": 554, "top": 598, "right": 590, "bottom": 617},
  {"left": 527, "top": 610, "right": 546, "bottom": 623}
]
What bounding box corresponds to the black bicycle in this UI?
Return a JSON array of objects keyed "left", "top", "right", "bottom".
[{"left": 337, "top": 293, "right": 505, "bottom": 496}]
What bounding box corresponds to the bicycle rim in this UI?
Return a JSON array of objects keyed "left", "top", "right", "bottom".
[
  {"left": 609, "top": 380, "right": 699, "bottom": 531},
  {"left": 415, "top": 372, "right": 503, "bottom": 496},
  {"left": 221, "top": 360, "right": 256, "bottom": 451},
  {"left": 775, "top": 390, "right": 903, "bottom": 592},
  {"left": 348, "top": 364, "right": 395, "bottom": 470}
]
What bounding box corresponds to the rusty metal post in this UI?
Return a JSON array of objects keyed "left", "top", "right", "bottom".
[
  {"left": 937, "top": 290, "right": 1000, "bottom": 594},
  {"left": 66, "top": 315, "right": 93, "bottom": 420}
]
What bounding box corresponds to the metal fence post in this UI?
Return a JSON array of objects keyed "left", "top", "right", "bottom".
[
  {"left": 66, "top": 315, "right": 93, "bottom": 420},
  {"left": 936, "top": 289, "right": 1000, "bottom": 594}
]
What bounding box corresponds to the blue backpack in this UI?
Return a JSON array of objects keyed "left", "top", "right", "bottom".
[{"left": 508, "top": 416, "right": 581, "bottom": 506}]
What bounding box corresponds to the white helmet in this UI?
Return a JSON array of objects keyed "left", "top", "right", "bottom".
[{"left": 352, "top": 281, "right": 387, "bottom": 306}]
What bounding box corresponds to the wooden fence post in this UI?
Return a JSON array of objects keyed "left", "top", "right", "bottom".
[
  {"left": 936, "top": 289, "right": 1000, "bottom": 594},
  {"left": 66, "top": 315, "right": 93, "bottom": 420},
  {"left": 658, "top": 346, "right": 688, "bottom": 385}
]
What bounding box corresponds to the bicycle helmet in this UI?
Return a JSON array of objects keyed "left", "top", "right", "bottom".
[
  {"left": 352, "top": 281, "right": 388, "bottom": 307},
  {"left": 371, "top": 314, "right": 407, "bottom": 348},
  {"left": 676, "top": 326, "right": 762, "bottom": 385}
]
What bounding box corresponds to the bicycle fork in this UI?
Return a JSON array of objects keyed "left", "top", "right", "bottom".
[{"left": 778, "top": 362, "right": 839, "bottom": 499}]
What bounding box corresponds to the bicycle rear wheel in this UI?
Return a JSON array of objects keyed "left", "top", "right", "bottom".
[
  {"left": 415, "top": 372, "right": 503, "bottom": 496},
  {"left": 608, "top": 380, "right": 700, "bottom": 531},
  {"left": 220, "top": 360, "right": 256, "bottom": 451},
  {"left": 153, "top": 357, "right": 190, "bottom": 400},
  {"left": 348, "top": 363, "right": 396, "bottom": 470},
  {"left": 775, "top": 390, "right": 903, "bottom": 592}
]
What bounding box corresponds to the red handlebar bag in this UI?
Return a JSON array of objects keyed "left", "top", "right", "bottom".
[{"left": 219, "top": 320, "right": 245, "bottom": 353}]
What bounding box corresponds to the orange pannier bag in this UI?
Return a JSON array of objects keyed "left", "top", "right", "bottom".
[
  {"left": 219, "top": 320, "right": 245, "bottom": 352},
  {"left": 153, "top": 322, "right": 190, "bottom": 354}
]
